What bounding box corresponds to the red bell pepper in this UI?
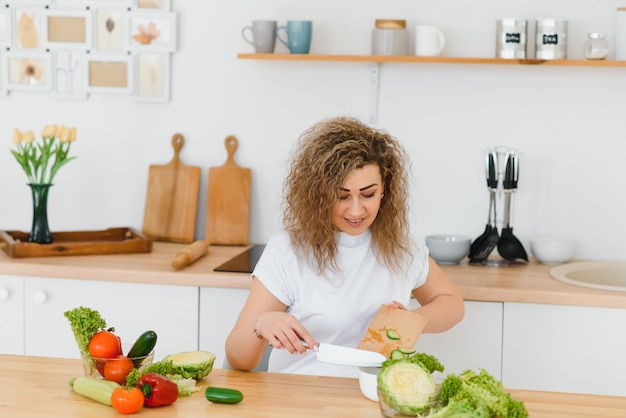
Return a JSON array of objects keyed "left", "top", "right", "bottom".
[{"left": 138, "top": 373, "right": 178, "bottom": 407}]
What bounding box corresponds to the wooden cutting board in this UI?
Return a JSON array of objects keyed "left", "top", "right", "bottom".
[
  {"left": 142, "top": 133, "right": 201, "bottom": 243},
  {"left": 357, "top": 304, "right": 429, "bottom": 358},
  {"left": 205, "top": 136, "right": 251, "bottom": 245}
]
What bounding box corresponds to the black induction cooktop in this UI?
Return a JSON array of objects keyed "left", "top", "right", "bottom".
[{"left": 213, "top": 244, "right": 266, "bottom": 273}]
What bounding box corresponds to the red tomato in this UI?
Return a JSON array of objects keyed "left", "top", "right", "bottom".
[
  {"left": 88, "top": 331, "right": 122, "bottom": 359},
  {"left": 111, "top": 386, "right": 144, "bottom": 414},
  {"left": 104, "top": 356, "right": 135, "bottom": 385}
]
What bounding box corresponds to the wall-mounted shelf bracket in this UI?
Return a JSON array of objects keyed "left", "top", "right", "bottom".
[{"left": 368, "top": 62, "right": 380, "bottom": 124}]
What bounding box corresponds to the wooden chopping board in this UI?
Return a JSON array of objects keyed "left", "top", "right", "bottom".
[
  {"left": 205, "top": 135, "right": 251, "bottom": 245},
  {"left": 142, "top": 133, "right": 201, "bottom": 243},
  {"left": 357, "top": 304, "right": 429, "bottom": 358}
]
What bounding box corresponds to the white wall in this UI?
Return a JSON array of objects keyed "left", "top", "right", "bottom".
[{"left": 1, "top": 0, "right": 625, "bottom": 261}]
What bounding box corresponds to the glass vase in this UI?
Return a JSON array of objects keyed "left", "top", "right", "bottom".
[{"left": 28, "top": 183, "right": 53, "bottom": 244}]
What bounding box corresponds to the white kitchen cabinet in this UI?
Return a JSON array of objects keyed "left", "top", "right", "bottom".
[
  {"left": 23, "top": 276, "right": 199, "bottom": 360},
  {"left": 502, "top": 302, "right": 626, "bottom": 396},
  {"left": 413, "top": 301, "right": 503, "bottom": 381},
  {"left": 198, "top": 287, "right": 249, "bottom": 368},
  {"left": 0, "top": 275, "right": 25, "bottom": 355}
]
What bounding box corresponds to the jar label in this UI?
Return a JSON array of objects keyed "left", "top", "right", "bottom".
[
  {"left": 505, "top": 33, "right": 522, "bottom": 44},
  {"left": 542, "top": 34, "right": 559, "bottom": 45}
]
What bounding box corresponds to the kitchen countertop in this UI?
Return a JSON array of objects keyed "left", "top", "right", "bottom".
[
  {"left": 2, "top": 354, "right": 626, "bottom": 418},
  {"left": 1, "top": 242, "right": 625, "bottom": 309}
]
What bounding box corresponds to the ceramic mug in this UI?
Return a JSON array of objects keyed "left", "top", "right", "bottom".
[
  {"left": 276, "top": 20, "right": 312, "bottom": 54},
  {"left": 242, "top": 20, "right": 277, "bottom": 53},
  {"left": 415, "top": 25, "right": 446, "bottom": 56},
  {"left": 372, "top": 28, "right": 409, "bottom": 56}
]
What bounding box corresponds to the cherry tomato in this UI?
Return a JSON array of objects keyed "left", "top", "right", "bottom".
[
  {"left": 88, "top": 330, "right": 122, "bottom": 359},
  {"left": 104, "top": 355, "right": 135, "bottom": 385},
  {"left": 111, "top": 386, "right": 144, "bottom": 414}
]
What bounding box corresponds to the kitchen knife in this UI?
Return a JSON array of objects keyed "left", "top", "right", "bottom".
[{"left": 307, "top": 342, "right": 386, "bottom": 367}]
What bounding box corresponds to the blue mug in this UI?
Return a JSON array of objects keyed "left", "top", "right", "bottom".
[{"left": 276, "top": 20, "right": 312, "bottom": 54}]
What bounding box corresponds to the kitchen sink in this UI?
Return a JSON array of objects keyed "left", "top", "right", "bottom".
[{"left": 550, "top": 261, "right": 626, "bottom": 292}]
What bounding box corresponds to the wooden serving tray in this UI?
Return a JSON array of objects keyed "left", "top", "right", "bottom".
[{"left": 0, "top": 227, "right": 152, "bottom": 258}]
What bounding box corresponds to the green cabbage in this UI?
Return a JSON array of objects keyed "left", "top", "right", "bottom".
[
  {"left": 162, "top": 350, "right": 216, "bottom": 380},
  {"left": 377, "top": 361, "right": 437, "bottom": 415}
]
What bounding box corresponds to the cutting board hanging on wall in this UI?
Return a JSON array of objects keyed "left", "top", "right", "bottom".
[
  {"left": 357, "top": 304, "right": 429, "bottom": 358},
  {"left": 206, "top": 135, "right": 251, "bottom": 245},
  {"left": 142, "top": 133, "right": 201, "bottom": 243}
]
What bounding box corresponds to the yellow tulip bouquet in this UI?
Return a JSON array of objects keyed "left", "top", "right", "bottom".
[{"left": 11, "top": 124, "right": 77, "bottom": 185}]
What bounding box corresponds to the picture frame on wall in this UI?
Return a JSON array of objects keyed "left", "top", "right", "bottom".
[
  {"left": 84, "top": 53, "right": 133, "bottom": 94},
  {"left": 134, "top": 52, "right": 168, "bottom": 102},
  {"left": 13, "top": 7, "right": 45, "bottom": 50},
  {"left": 3, "top": 51, "right": 52, "bottom": 91},
  {"left": 125, "top": 11, "right": 176, "bottom": 52},
  {"left": 82, "top": 0, "right": 133, "bottom": 8},
  {"left": 93, "top": 8, "right": 124, "bottom": 51},
  {"left": 43, "top": 9, "right": 92, "bottom": 50},
  {"left": 52, "top": 50, "right": 87, "bottom": 99},
  {"left": 0, "top": 6, "right": 12, "bottom": 49},
  {"left": 134, "top": 0, "right": 170, "bottom": 11}
]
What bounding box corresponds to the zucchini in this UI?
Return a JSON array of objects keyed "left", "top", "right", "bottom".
[
  {"left": 127, "top": 330, "right": 157, "bottom": 367},
  {"left": 70, "top": 376, "right": 120, "bottom": 406},
  {"left": 205, "top": 387, "right": 244, "bottom": 404},
  {"left": 386, "top": 329, "right": 401, "bottom": 341}
]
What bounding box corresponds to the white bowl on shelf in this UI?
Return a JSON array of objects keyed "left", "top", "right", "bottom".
[
  {"left": 530, "top": 237, "right": 576, "bottom": 265},
  {"left": 425, "top": 234, "right": 471, "bottom": 265}
]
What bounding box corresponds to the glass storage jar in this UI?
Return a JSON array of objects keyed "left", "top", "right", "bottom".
[{"left": 584, "top": 32, "right": 609, "bottom": 60}]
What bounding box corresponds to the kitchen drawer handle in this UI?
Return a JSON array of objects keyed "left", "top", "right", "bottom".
[
  {"left": 0, "top": 287, "right": 9, "bottom": 300},
  {"left": 33, "top": 290, "right": 48, "bottom": 304}
]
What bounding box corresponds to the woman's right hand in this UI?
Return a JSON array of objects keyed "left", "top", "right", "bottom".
[{"left": 254, "top": 311, "right": 317, "bottom": 354}]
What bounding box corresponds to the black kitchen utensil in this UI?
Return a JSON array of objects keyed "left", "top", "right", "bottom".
[
  {"left": 497, "top": 151, "right": 528, "bottom": 262},
  {"left": 469, "top": 149, "right": 499, "bottom": 263}
]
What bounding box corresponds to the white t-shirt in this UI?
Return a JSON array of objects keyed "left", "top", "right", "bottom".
[{"left": 253, "top": 229, "right": 429, "bottom": 378}]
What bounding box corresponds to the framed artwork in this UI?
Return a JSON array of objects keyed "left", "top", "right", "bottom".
[
  {"left": 93, "top": 8, "right": 123, "bottom": 51},
  {"left": 134, "top": 0, "right": 170, "bottom": 11},
  {"left": 52, "top": 50, "right": 87, "bottom": 99},
  {"left": 3, "top": 51, "right": 52, "bottom": 91},
  {"left": 0, "top": 6, "right": 12, "bottom": 49},
  {"left": 134, "top": 52, "right": 168, "bottom": 102},
  {"left": 84, "top": 53, "right": 132, "bottom": 94},
  {"left": 125, "top": 11, "right": 176, "bottom": 52},
  {"left": 13, "top": 7, "right": 45, "bottom": 50},
  {"left": 43, "top": 9, "right": 92, "bottom": 50}
]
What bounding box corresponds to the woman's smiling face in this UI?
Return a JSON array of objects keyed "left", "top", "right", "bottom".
[{"left": 333, "top": 164, "right": 384, "bottom": 235}]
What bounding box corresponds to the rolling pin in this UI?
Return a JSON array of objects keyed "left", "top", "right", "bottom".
[{"left": 171, "top": 240, "right": 209, "bottom": 270}]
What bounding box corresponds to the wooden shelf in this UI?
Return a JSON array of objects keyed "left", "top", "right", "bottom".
[
  {"left": 238, "top": 53, "right": 626, "bottom": 67},
  {"left": 238, "top": 53, "right": 626, "bottom": 123}
]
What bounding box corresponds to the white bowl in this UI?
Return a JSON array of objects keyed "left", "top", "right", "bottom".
[
  {"left": 358, "top": 366, "right": 381, "bottom": 401},
  {"left": 530, "top": 237, "right": 576, "bottom": 265},
  {"left": 425, "top": 235, "right": 471, "bottom": 265}
]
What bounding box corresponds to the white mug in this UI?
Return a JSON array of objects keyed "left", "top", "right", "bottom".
[{"left": 415, "top": 25, "right": 446, "bottom": 56}]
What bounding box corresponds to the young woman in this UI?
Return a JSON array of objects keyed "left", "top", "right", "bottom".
[{"left": 225, "top": 116, "right": 464, "bottom": 377}]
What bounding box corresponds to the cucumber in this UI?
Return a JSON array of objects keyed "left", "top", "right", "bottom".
[
  {"left": 205, "top": 387, "right": 244, "bottom": 404},
  {"left": 398, "top": 347, "right": 416, "bottom": 355},
  {"left": 386, "top": 329, "right": 401, "bottom": 341},
  {"left": 127, "top": 330, "right": 157, "bottom": 367},
  {"left": 70, "top": 376, "right": 120, "bottom": 406},
  {"left": 390, "top": 349, "right": 406, "bottom": 360}
]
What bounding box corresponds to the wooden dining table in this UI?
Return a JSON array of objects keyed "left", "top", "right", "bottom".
[{"left": 1, "top": 354, "right": 626, "bottom": 417}]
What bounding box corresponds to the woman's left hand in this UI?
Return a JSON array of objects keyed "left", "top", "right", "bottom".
[{"left": 387, "top": 300, "right": 407, "bottom": 310}]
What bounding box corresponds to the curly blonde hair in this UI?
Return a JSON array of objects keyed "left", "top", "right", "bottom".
[{"left": 282, "top": 116, "right": 413, "bottom": 275}]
